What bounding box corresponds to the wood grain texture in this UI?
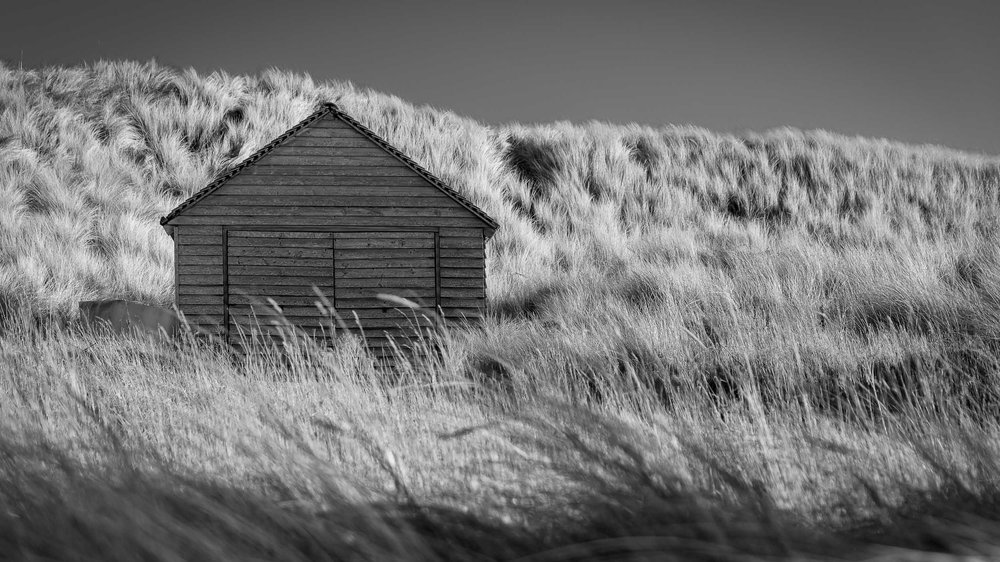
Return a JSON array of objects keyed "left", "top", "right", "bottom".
[
  {"left": 245, "top": 165, "right": 418, "bottom": 177},
  {"left": 177, "top": 295, "right": 222, "bottom": 306},
  {"left": 336, "top": 278, "right": 436, "bottom": 289},
  {"left": 228, "top": 247, "right": 331, "bottom": 258},
  {"left": 269, "top": 146, "right": 387, "bottom": 157},
  {"left": 440, "top": 278, "right": 484, "bottom": 288},
  {"left": 199, "top": 195, "right": 454, "bottom": 207},
  {"left": 282, "top": 137, "right": 376, "bottom": 148},
  {"left": 187, "top": 206, "right": 472, "bottom": 218},
  {"left": 217, "top": 175, "right": 432, "bottom": 187},
  {"left": 439, "top": 237, "right": 483, "bottom": 248},
  {"left": 295, "top": 128, "right": 369, "bottom": 138},
  {"left": 335, "top": 237, "right": 434, "bottom": 249},
  {"left": 334, "top": 248, "right": 434, "bottom": 259},
  {"left": 439, "top": 228, "right": 482, "bottom": 238},
  {"left": 257, "top": 155, "right": 407, "bottom": 167},
  {"left": 439, "top": 269, "right": 482, "bottom": 278},
  {"left": 171, "top": 215, "right": 487, "bottom": 227},
  {"left": 440, "top": 258, "right": 485, "bottom": 268},
  {"left": 176, "top": 245, "right": 223, "bottom": 255},
  {"left": 176, "top": 255, "right": 223, "bottom": 266},
  {"left": 439, "top": 248, "right": 482, "bottom": 258},
  {"left": 230, "top": 230, "right": 330, "bottom": 238},
  {"left": 336, "top": 268, "right": 435, "bottom": 279},
  {"left": 177, "top": 285, "right": 224, "bottom": 295}
]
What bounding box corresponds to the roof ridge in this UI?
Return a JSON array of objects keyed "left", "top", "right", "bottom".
[
  {"left": 326, "top": 107, "right": 499, "bottom": 230},
  {"left": 160, "top": 104, "right": 335, "bottom": 225},
  {"left": 161, "top": 102, "right": 498, "bottom": 232}
]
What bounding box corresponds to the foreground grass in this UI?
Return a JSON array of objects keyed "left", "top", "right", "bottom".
[{"left": 3, "top": 316, "right": 1000, "bottom": 560}]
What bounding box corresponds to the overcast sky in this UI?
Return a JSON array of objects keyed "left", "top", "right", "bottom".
[{"left": 4, "top": 0, "right": 999, "bottom": 155}]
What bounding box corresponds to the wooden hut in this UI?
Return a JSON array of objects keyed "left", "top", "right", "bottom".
[{"left": 160, "top": 102, "right": 498, "bottom": 355}]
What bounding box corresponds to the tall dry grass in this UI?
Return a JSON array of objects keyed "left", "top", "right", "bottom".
[{"left": 3, "top": 60, "right": 1000, "bottom": 558}]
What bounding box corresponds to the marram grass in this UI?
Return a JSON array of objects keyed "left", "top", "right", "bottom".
[{"left": 2, "top": 60, "right": 1000, "bottom": 559}]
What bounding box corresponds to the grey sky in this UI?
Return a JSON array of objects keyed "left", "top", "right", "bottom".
[{"left": 5, "top": 0, "right": 999, "bottom": 155}]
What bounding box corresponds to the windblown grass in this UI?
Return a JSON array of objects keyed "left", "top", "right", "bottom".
[{"left": 3, "top": 60, "right": 1000, "bottom": 558}]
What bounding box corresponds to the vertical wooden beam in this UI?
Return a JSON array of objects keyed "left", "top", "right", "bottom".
[
  {"left": 331, "top": 232, "right": 337, "bottom": 305},
  {"left": 433, "top": 229, "right": 441, "bottom": 313},
  {"left": 479, "top": 228, "right": 486, "bottom": 304},
  {"left": 222, "top": 227, "right": 229, "bottom": 341},
  {"left": 173, "top": 227, "right": 180, "bottom": 309}
]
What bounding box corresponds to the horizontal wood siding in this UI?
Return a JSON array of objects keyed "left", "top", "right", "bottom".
[
  {"left": 174, "top": 225, "right": 225, "bottom": 332},
  {"left": 222, "top": 228, "right": 450, "bottom": 346},
  {"left": 225, "top": 230, "right": 333, "bottom": 344},
  {"left": 438, "top": 228, "right": 485, "bottom": 321}
]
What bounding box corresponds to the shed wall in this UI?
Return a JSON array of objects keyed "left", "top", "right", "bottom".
[{"left": 170, "top": 113, "right": 489, "bottom": 346}]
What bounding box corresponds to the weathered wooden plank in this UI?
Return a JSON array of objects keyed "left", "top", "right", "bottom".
[
  {"left": 178, "top": 235, "right": 223, "bottom": 246},
  {"left": 441, "top": 288, "right": 485, "bottom": 298},
  {"left": 228, "top": 294, "right": 325, "bottom": 306},
  {"left": 177, "top": 255, "right": 224, "bottom": 266},
  {"left": 257, "top": 155, "right": 407, "bottom": 167},
  {"left": 269, "top": 146, "right": 387, "bottom": 157},
  {"left": 440, "top": 278, "right": 484, "bottom": 288},
  {"left": 177, "top": 295, "right": 222, "bottom": 306},
  {"left": 439, "top": 237, "right": 483, "bottom": 249},
  {"left": 245, "top": 165, "right": 417, "bottom": 177},
  {"left": 172, "top": 215, "right": 488, "bottom": 227},
  {"left": 177, "top": 285, "right": 224, "bottom": 295},
  {"left": 308, "top": 118, "right": 355, "bottom": 129},
  {"left": 334, "top": 248, "right": 434, "bottom": 259},
  {"left": 227, "top": 247, "right": 330, "bottom": 258},
  {"left": 334, "top": 297, "right": 437, "bottom": 309},
  {"left": 283, "top": 137, "right": 376, "bottom": 148},
  {"left": 214, "top": 185, "right": 442, "bottom": 198},
  {"left": 178, "top": 274, "right": 224, "bottom": 285},
  {"left": 229, "top": 285, "right": 336, "bottom": 296},
  {"left": 332, "top": 309, "right": 440, "bottom": 320},
  {"left": 176, "top": 225, "right": 223, "bottom": 235},
  {"left": 335, "top": 260, "right": 436, "bottom": 272},
  {"left": 218, "top": 175, "right": 431, "bottom": 187},
  {"left": 336, "top": 278, "right": 436, "bottom": 289},
  {"left": 336, "top": 268, "right": 434, "bottom": 279},
  {"left": 439, "top": 248, "right": 482, "bottom": 258},
  {"left": 176, "top": 245, "right": 223, "bottom": 255},
  {"left": 439, "top": 228, "right": 481, "bottom": 238},
  {"left": 188, "top": 206, "right": 471, "bottom": 218},
  {"left": 228, "top": 275, "right": 334, "bottom": 286},
  {"left": 229, "top": 255, "right": 334, "bottom": 267},
  {"left": 228, "top": 319, "right": 429, "bottom": 334},
  {"left": 226, "top": 265, "right": 332, "bottom": 276},
  {"left": 199, "top": 195, "right": 454, "bottom": 207},
  {"left": 228, "top": 305, "right": 327, "bottom": 316},
  {"left": 335, "top": 238, "right": 434, "bottom": 249},
  {"left": 177, "top": 265, "right": 225, "bottom": 277},
  {"left": 296, "top": 128, "right": 370, "bottom": 138},
  {"left": 439, "top": 258, "right": 485, "bottom": 268},
  {"left": 230, "top": 230, "right": 330, "bottom": 239},
  {"left": 336, "top": 287, "right": 436, "bottom": 299},
  {"left": 436, "top": 298, "right": 485, "bottom": 308},
  {"left": 180, "top": 305, "right": 225, "bottom": 315},
  {"left": 227, "top": 237, "right": 331, "bottom": 248},
  {"left": 439, "top": 269, "right": 482, "bottom": 278},
  {"left": 334, "top": 231, "right": 434, "bottom": 239}
]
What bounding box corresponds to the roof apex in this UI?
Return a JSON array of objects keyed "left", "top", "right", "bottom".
[{"left": 160, "top": 102, "right": 498, "bottom": 232}]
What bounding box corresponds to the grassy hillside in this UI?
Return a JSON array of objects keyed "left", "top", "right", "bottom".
[{"left": 3, "top": 60, "right": 1000, "bottom": 559}]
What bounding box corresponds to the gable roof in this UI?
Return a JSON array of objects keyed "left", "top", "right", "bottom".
[{"left": 160, "top": 102, "right": 499, "bottom": 232}]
